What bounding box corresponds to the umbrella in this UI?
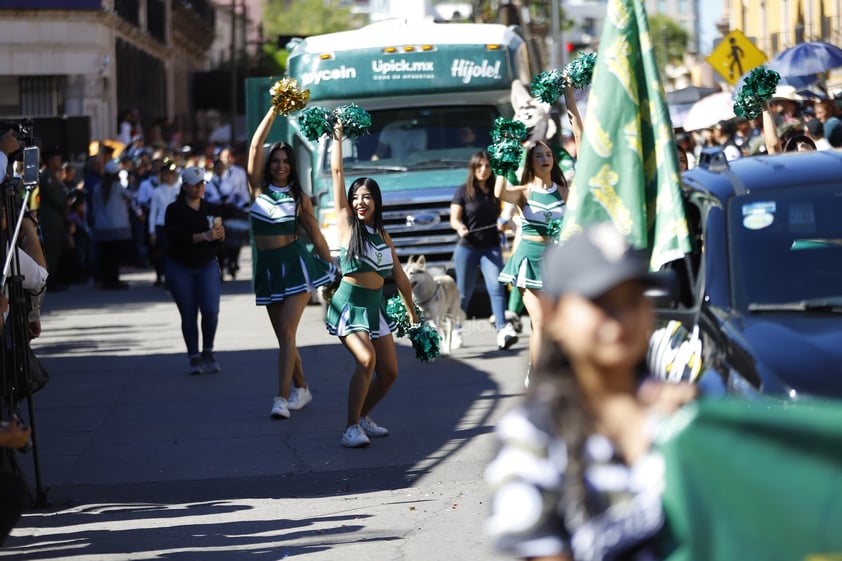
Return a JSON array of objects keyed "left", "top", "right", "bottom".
[
  {"left": 681, "top": 91, "right": 736, "bottom": 131},
  {"left": 666, "top": 86, "right": 722, "bottom": 105},
  {"left": 766, "top": 41, "right": 842, "bottom": 77},
  {"left": 667, "top": 86, "right": 722, "bottom": 129}
]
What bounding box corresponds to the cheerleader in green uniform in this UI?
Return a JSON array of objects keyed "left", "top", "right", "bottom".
[
  {"left": 248, "top": 106, "right": 337, "bottom": 420},
  {"left": 326, "top": 120, "right": 418, "bottom": 448},
  {"left": 496, "top": 140, "right": 568, "bottom": 386}
]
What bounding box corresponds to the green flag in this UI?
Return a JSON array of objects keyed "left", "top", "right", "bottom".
[
  {"left": 560, "top": 0, "right": 692, "bottom": 270},
  {"left": 659, "top": 398, "right": 842, "bottom": 560}
]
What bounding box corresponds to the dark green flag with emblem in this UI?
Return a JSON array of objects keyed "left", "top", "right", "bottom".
[{"left": 559, "top": 0, "right": 691, "bottom": 270}]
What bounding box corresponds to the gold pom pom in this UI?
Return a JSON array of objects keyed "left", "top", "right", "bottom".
[{"left": 269, "top": 78, "right": 310, "bottom": 115}]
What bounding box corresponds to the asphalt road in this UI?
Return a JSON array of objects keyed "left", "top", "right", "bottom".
[{"left": 1, "top": 261, "right": 531, "bottom": 561}]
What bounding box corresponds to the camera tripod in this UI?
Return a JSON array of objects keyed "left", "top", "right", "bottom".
[{"left": 1, "top": 163, "right": 49, "bottom": 508}]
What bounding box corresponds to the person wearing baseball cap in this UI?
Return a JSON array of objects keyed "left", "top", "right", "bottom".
[
  {"left": 163, "top": 165, "right": 226, "bottom": 375},
  {"left": 486, "top": 222, "right": 696, "bottom": 560}
]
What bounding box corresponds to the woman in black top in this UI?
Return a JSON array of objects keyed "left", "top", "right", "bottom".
[
  {"left": 450, "top": 151, "right": 518, "bottom": 351},
  {"left": 164, "top": 166, "right": 226, "bottom": 375}
]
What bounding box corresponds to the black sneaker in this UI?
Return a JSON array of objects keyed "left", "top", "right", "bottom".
[
  {"left": 201, "top": 351, "right": 221, "bottom": 373},
  {"left": 189, "top": 356, "right": 204, "bottom": 375}
]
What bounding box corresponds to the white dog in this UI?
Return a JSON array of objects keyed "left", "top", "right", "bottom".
[{"left": 403, "top": 255, "right": 464, "bottom": 355}]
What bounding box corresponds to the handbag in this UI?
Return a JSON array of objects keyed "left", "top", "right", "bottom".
[{"left": 12, "top": 347, "right": 49, "bottom": 403}]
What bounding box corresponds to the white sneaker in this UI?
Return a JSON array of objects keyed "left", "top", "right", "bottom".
[
  {"left": 451, "top": 327, "right": 463, "bottom": 350},
  {"left": 288, "top": 386, "right": 313, "bottom": 411},
  {"left": 497, "top": 323, "right": 519, "bottom": 350},
  {"left": 341, "top": 424, "right": 371, "bottom": 448},
  {"left": 359, "top": 416, "right": 389, "bottom": 437},
  {"left": 270, "top": 396, "right": 290, "bottom": 419}
]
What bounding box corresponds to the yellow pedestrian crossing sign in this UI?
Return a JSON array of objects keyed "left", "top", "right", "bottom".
[{"left": 707, "top": 29, "right": 767, "bottom": 85}]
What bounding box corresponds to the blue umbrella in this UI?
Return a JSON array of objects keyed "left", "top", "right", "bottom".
[{"left": 766, "top": 41, "right": 842, "bottom": 76}]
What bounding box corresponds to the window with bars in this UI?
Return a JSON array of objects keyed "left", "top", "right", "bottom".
[{"left": 20, "top": 76, "right": 63, "bottom": 116}]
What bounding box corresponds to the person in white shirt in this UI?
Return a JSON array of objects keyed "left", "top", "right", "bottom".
[
  {"left": 372, "top": 112, "right": 427, "bottom": 160},
  {"left": 203, "top": 159, "right": 228, "bottom": 205},
  {"left": 148, "top": 160, "right": 181, "bottom": 286},
  {"left": 219, "top": 147, "right": 250, "bottom": 211},
  {"left": 804, "top": 119, "right": 832, "bottom": 151}
]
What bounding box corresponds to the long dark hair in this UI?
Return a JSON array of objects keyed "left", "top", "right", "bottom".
[
  {"left": 263, "top": 142, "right": 303, "bottom": 211},
  {"left": 464, "top": 150, "right": 497, "bottom": 201},
  {"left": 345, "top": 177, "right": 385, "bottom": 265},
  {"left": 530, "top": 327, "right": 650, "bottom": 525},
  {"left": 520, "top": 140, "right": 566, "bottom": 188},
  {"left": 529, "top": 335, "right": 594, "bottom": 524}
]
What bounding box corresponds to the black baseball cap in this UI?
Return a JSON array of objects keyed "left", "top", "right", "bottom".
[{"left": 543, "top": 223, "right": 662, "bottom": 299}]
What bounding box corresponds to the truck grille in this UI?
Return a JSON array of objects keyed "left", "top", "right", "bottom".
[{"left": 381, "top": 190, "right": 458, "bottom": 268}]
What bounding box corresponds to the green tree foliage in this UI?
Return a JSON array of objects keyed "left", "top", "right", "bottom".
[
  {"left": 263, "top": 0, "right": 362, "bottom": 38},
  {"left": 258, "top": 0, "right": 363, "bottom": 75},
  {"left": 649, "top": 13, "right": 689, "bottom": 77}
]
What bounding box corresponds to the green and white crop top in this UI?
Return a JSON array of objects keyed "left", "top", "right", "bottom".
[
  {"left": 251, "top": 185, "right": 297, "bottom": 236},
  {"left": 340, "top": 226, "right": 393, "bottom": 278},
  {"left": 520, "top": 184, "right": 565, "bottom": 238}
]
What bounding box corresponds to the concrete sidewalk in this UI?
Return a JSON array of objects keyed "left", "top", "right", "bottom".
[{"left": 1, "top": 263, "right": 530, "bottom": 560}]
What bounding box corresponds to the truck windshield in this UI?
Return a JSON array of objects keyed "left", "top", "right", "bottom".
[{"left": 323, "top": 105, "right": 500, "bottom": 174}]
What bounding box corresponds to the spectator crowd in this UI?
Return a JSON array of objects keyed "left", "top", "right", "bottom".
[{"left": 21, "top": 113, "right": 251, "bottom": 292}]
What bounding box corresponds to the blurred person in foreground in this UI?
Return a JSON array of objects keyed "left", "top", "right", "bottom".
[{"left": 485, "top": 223, "right": 697, "bottom": 561}]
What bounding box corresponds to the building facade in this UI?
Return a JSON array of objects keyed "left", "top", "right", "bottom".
[
  {"left": 0, "top": 0, "right": 225, "bottom": 159},
  {"left": 722, "top": 0, "right": 841, "bottom": 55}
]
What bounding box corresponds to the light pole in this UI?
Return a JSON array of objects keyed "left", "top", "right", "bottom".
[{"left": 230, "top": 0, "right": 239, "bottom": 144}]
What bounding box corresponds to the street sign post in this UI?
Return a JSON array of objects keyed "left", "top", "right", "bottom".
[{"left": 707, "top": 29, "right": 767, "bottom": 86}]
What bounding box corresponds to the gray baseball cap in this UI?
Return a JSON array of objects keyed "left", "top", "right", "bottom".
[{"left": 543, "top": 222, "right": 661, "bottom": 299}]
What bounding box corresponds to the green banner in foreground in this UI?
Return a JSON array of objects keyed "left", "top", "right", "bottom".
[{"left": 660, "top": 398, "right": 842, "bottom": 561}]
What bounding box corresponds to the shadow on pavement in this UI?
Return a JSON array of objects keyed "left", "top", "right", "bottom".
[{"left": 2, "top": 265, "right": 517, "bottom": 559}]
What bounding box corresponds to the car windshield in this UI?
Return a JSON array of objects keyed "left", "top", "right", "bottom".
[
  {"left": 322, "top": 105, "right": 498, "bottom": 174},
  {"left": 728, "top": 182, "right": 842, "bottom": 311}
]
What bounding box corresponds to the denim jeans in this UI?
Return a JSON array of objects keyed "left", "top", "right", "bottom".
[
  {"left": 164, "top": 258, "right": 221, "bottom": 357},
  {"left": 452, "top": 244, "right": 507, "bottom": 330}
]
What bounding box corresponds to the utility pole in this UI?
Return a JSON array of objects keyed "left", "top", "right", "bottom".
[{"left": 230, "top": 0, "right": 238, "bottom": 144}]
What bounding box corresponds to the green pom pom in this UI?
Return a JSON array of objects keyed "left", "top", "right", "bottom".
[
  {"left": 386, "top": 295, "right": 424, "bottom": 338},
  {"left": 531, "top": 69, "right": 566, "bottom": 104},
  {"left": 298, "top": 106, "right": 335, "bottom": 141},
  {"left": 734, "top": 66, "right": 781, "bottom": 120},
  {"left": 547, "top": 218, "right": 563, "bottom": 243},
  {"left": 487, "top": 139, "right": 524, "bottom": 177},
  {"left": 490, "top": 117, "right": 527, "bottom": 144},
  {"left": 564, "top": 52, "right": 597, "bottom": 89},
  {"left": 334, "top": 103, "right": 372, "bottom": 139},
  {"left": 408, "top": 323, "right": 441, "bottom": 362}
]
